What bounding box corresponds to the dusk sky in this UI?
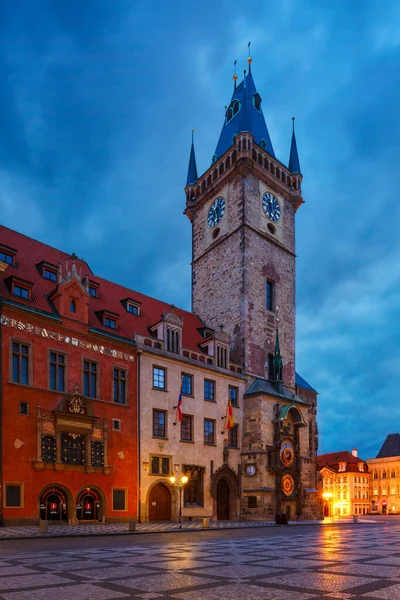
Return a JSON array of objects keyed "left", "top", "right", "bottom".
[{"left": 1, "top": 0, "right": 400, "bottom": 459}]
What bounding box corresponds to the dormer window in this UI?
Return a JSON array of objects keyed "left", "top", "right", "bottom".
[
  {"left": 127, "top": 301, "right": 140, "bottom": 316},
  {"left": 253, "top": 94, "right": 261, "bottom": 112},
  {"left": 13, "top": 284, "right": 30, "bottom": 299},
  {"left": 166, "top": 327, "right": 180, "bottom": 354},
  {"left": 260, "top": 139, "right": 266, "bottom": 150},
  {"left": 43, "top": 268, "right": 57, "bottom": 282},
  {"left": 358, "top": 462, "right": 364, "bottom": 472},
  {"left": 88, "top": 286, "right": 97, "bottom": 298},
  {"left": 70, "top": 300, "right": 76, "bottom": 313},
  {"left": 338, "top": 462, "right": 346, "bottom": 472},
  {"left": 226, "top": 100, "right": 240, "bottom": 123},
  {"left": 0, "top": 251, "right": 14, "bottom": 265},
  {"left": 216, "top": 344, "right": 228, "bottom": 369},
  {"left": 104, "top": 316, "right": 116, "bottom": 329}
]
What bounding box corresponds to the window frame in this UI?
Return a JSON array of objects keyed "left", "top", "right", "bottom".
[
  {"left": 204, "top": 379, "right": 215, "bottom": 402},
  {"left": 49, "top": 350, "right": 67, "bottom": 393},
  {"left": 152, "top": 409, "right": 167, "bottom": 439},
  {"left": 4, "top": 482, "right": 24, "bottom": 508},
  {"left": 82, "top": 358, "right": 99, "bottom": 399},
  {"left": 150, "top": 454, "right": 171, "bottom": 476},
  {"left": 266, "top": 278, "right": 275, "bottom": 312},
  {"left": 112, "top": 487, "right": 127, "bottom": 511},
  {"left": 12, "top": 283, "right": 30, "bottom": 300},
  {"left": 183, "top": 467, "right": 204, "bottom": 507},
  {"left": 43, "top": 267, "right": 57, "bottom": 282},
  {"left": 104, "top": 316, "right": 117, "bottom": 329},
  {"left": 181, "top": 414, "right": 194, "bottom": 442},
  {"left": 181, "top": 373, "right": 193, "bottom": 397},
  {"left": 126, "top": 301, "right": 141, "bottom": 315},
  {"left": 204, "top": 418, "right": 216, "bottom": 445},
  {"left": 229, "top": 385, "right": 239, "bottom": 407},
  {"left": 153, "top": 365, "right": 166, "bottom": 390},
  {"left": 10, "top": 339, "right": 31, "bottom": 386},
  {"left": 228, "top": 423, "right": 239, "bottom": 448},
  {"left": 112, "top": 418, "right": 121, "bottom": 431},
  {"left": 113, "top": 366, "right": 127, "bottom": 404},
  {"left": 0, "top": 250, "right": 14, "bottom": 265},
  {"left": 19, "top": 401, "right": 29, "bottom": 416}
]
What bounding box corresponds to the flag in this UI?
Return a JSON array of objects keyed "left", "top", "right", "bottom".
[
  {"left": 225, "top": 394, "right": 235, "bottom": 431},
  {"left": 173, "top": 381, "right": 183, "bottom": 424}
]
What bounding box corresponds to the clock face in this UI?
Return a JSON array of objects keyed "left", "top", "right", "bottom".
[
  {"left": 282, "top": 473, "right": 295, "bottom": 496},
  {"left": 262, "top": 192, "right": 281, "bottom": 222},
  {"left": 207, "top": 196, "right": 226, "bottom": 228},
  {"left": 245, "top": 465, "right": 256, "bottom": 476},
  {"left": 280, "top": 439, "right": 295, "bottom": 467}
]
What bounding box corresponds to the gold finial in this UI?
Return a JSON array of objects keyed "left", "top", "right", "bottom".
[
  {"left": 233, "top": 60, "right": 238, "bottom": 89},
  {"left": 247, "top": 41, "right": 252, "bottom": 72}
]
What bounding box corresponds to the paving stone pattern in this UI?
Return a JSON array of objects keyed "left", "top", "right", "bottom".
[{"left": 0, "top": 525, "right": 399, "bottom": 599}]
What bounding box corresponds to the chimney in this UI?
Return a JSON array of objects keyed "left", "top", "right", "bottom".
[{"left": 352, "top": 448, "right": 358, "bottom": 458}]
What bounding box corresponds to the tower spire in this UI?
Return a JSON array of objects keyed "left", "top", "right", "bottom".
[
  {"left": 273, "top": 309, "right": 283, "bottom": 383},
  {"left": 233, "top": 60, "right": 238, "bottom": 90},
  {"left": 247, "top": 41, "right": 252, "bottom": 74},
  {"left": 288, "top": 117, "right": 301, "bottom": 174},
  {"left": 186, "top": 129, "right": 198, "bottom": 186}
]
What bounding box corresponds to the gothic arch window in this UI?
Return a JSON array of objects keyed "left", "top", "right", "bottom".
[
  {"left": 216, "top": 345, "right": 228, "bottom": 369},
  {"left": 70, "top": 300, "right": 76, "bottom": 313},
  {"left": 226, "top": 100, "right": 240, "bottom": 123},
  {"left": 391, "top": 470, "right": 396, "bottom": 478},
  {"left": 166, "top": 328, "right": 180, "bottom": 354},
  {"left": 253, "top": 94, "right": 261, "bottom": 111}
]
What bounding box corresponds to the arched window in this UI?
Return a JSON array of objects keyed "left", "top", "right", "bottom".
[
  {"left": 373, "top": 472, "right": 378, "bottom": 479},
  {"left": 383, "top": 471, "right": 387, "bottom": 479},
  {"left": 253, "top": 94, "right": 261, "bottom": 111},
  {"left": 226, "top": 100, "right": 240, "bottom": 123},
  {"left": 70, "top": 300, "right": 76, "bottom": 313},
  {"left": 391, "top": 470, "right": 396, "bottom": 478}
]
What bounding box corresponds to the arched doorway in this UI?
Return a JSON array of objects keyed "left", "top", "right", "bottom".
[
  {"left": 76, "top": 487, "right": 103, "bottom": 522},
  {"left": 217, "top": 479, "right": 230, "bottom": 520},
  {"left": 39, "top": 486, "right": 69, "bottom": 522},
  {"left": 149, "top": 483, "right": 171, "bottom": 521}
]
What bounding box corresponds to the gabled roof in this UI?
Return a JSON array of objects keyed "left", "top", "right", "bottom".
[
  {"left": 376, "top": 434, "right": 400, "bottom": 458},
  {"left": 317, "top": 451, "right": 369, "bottom": 473},
  {"left": 214, "top": 71, "right": 275, "bottom": 161},
  {"left": 0, "top": 225, "right": 207, "bottom": 352},
  {"left": 295, "top": 372, "right": 316, "bottom": 392}
]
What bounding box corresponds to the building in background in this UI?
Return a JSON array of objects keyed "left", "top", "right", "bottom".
[
  {"left": 318, "top": 450, "right": 370, "bottom": 517},
  {"left": 368, "top": 434, "right": 400, "bottom": 515},
  {"left": 184, "top": 58, "right": 322, "bottom": 521}
]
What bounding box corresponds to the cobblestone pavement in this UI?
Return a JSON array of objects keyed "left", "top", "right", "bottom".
[{"left": 0, "top": 522, "right": 398, "bottom": 599}]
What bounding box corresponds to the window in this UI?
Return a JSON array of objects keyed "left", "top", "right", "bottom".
[
  {"left": 13, "top": 284, "right": 29, "bottom": 299},
  {"left": 181, "top": 415, "right": 193, "bottom": 442},
  {"left": 383, "top": 471, "right": 387, "bottom": 479},
  {"left": 104, "top": 316, "right": 116, "bottom": 329},
  {"left": 217, "top": 345, "right": 228, "bottom": 368},
  {"left": 153, "top": 366, "right": 166, "bottom": 390},
  {"left": 153, "top": 410, "right": 166, "bottom": 438},
  {"left": 248, "top": 496, "right": 257, "bottom": 508},
  {"left": 228, "top": 424, "right": 238, "bottom": 448},
  {"left": 91, "top": 442, "right": 104, "bottom": 467},
  {"left": 126, "top": 300, "right": 140, "bottom": 315},
  {"left": 112, "top": 418, "right": 121, "bottom": 431},
  {"left": 83, "top": 360, "right": 98, "bottom": 398},
  {"left": 181, "top": 374, "right": 193, "bottom": 396},
  {"left": 43, "top": 268, "right": 57, "bottom": 282},
  {"left": 70, "top": 300, "right": 76, "bottom": 313},
  {"left": 113, "top": 368, "right": 126, "bottom": 404},
  {"left": 184, "top": 468, "right": 204, "bottom": 507},
  {"left": 12, "top": 341, "right": 30, "bottom": 384},
  {"left": 41, "top": 436, "right": 56, "bottom": 462},
  {"left": 166, "top": 328, "right": 180, "bottom": 353},
  {"left": 229, "top": 386, "right": 238, "bottom": 407},
  {"left": 4, "top": 484, "right": 23, "bottom": 508},
  {"left": 266, "top": 279, "right": 275, "bottom": 311},
  {"left": 204, "top": 419, "right": 215, "bottom": 444},
  {"left": 112, "top": 488, "right": 126, "bottom": 511},
  {"left": 0, "top": 251, "right": 13, "bottom": 265},
  {"left": 391, "top": 471, "right": 396, "bottom": 478},
  {"left": 151, "top": 455, "right": 170, "bottom": 475},
  {"left": 19, "top": 401, "right": 29, "bottom": 416},
  {"left": 204, "top": 379, "right": 215, "bottom": 401},
  {"left": 61, "top": 432, "right": 85, "bottom": 465},
  {"left": 374, "top": 472, "right": 378, "bottom": 479},
  {"left": 88, "top": 286, "right": 97, "bottom": 298},
  {"left": 253, "top": 94, "right": 261, "bottom": 111},
  {"left": 49, "top": 352, "right": 65, "bottom": 392},
  {"left": 226, "top": 100, "right": 240, "bottom": 123}
]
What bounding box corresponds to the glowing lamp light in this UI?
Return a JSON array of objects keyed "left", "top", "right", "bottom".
[
  {"left": 322, "top": 492, "right": 333, "bottom": 500},
  {"left": 169, "top": 476, "right": 176, "bottom": 484},
  {"left": 181, "top": 475, "right": 188, "bottom": 484}
]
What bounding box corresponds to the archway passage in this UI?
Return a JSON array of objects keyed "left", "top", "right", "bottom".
[
  {"left": 40, "top": 486, "right": 68, "bottom": 522},
  {"left": 76, "top": 488, "right": 103, "bottom": 522},
  {"left": 217, "top": 478, "right": 230, "bottom": 520},
  {"left": 149, "top": 484, "right": 171, "bottom": 521}
]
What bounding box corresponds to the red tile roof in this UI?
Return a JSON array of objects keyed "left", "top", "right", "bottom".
[
  {"left": 317, "top": 451, "right": 369, "bottom": 474},
  {"left": 0, "top": 225, "right": 207, "bottom": 352}
]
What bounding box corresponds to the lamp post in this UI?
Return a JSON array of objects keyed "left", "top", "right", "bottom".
[{"left": 169, "top": 475, "right": 189, "bottom": 528}]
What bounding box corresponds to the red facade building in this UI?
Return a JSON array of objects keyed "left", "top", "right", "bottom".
[{"left": 0, "top": 226, "right": 138, "bottom": 525}]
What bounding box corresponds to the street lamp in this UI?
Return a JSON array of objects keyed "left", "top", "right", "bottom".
[{"left": 169, "top": 475, "right": 189, "bottom": 529}]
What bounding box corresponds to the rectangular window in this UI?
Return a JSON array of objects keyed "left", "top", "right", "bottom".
[
  {"left": 88, "top": 286, "right": 97, "bottom": 298},
  {"left": 153, "top": 409, "right": 166, "bottom": 438},
  {"left": 112, "top": 418, "right": 121, "bottom": 431},
  {"left": 13, "top": 284, "right": 30, "bottom": 299},
  {"left": 228, "top": 424, "right": 238, "bottom": 448},
  {"left": 127, "top": 302, "right": 140, "bottom": 315},
  {"left": 204, "top": 379, "right": 215, "bottom": 401},
  {"left": 0, "top": 251, "right": 13, "bottom": 265},
  {"left": 91, "top": 442, "right": 104, "bottom": 467},
  {"left": 5, "top": 484, "right": 22, "bottom": 508},
  {"left": 266, "top": 279, "right": 275, "bottom": 311},
  {"left": 166, "top": 328, "right": 180, "bottom": 353},
  {"left": 112, "top": 488, "right": 126, "bottom": 511},
  {"left": 153, "top": 366, "right": 166, "bottom": 390},
  {"left": 12, "top": 341, "right": 30, "bottom": 384},
  {"left": 61, "top": 432, "right": 85, "bottom": 465},
  {"left": 248, "top": 496, "right": 257, "bottom": 508},
  {"left": 151, "top": 456, "right": 170, "bottom": 475},
  {"left": 204, "top": 419, "right": 215, "bottom": 445},
  {"left": 113, "top": 368, "right": 126, "bottom": 404},
  {"left": 181, "top": 373, "right": 193, "bottom": 396},
  {"left": 83, "top": 360, "right": 98, "bottom": 398},
  {"left": 184, "top": 468, "right": 204, "bottom": 507},
  {"left": 104, "top": 316, "right": 116, "bottom": 329},
  {"left": 43, "top": 268, "right": 57, "bottom": 281},
  {"left": 19, "top": 401, "right": 29, "bottom": 415},
  {"left": 216, "top": 345, "right": 228, "bottom": 368},
  {"left": 49, "top": 352, "right": 65, "bottom": 392},
  {"left": 41, "top": 436, "right": 56, "bottom": 463},
  {"left": 229, "top": 385, "right": 238, "bottom": 407},
  {"left": 181, "top": 415, "right": 193, "bottom": 442}
]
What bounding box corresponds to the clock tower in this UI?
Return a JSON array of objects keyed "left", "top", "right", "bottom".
[{"left": 185, "top": 58, "right": 322, "bottom": 521}]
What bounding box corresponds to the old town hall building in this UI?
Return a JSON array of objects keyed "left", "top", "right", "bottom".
[{"left": 0, "top": 60, "right": 321, "bottom": 525}]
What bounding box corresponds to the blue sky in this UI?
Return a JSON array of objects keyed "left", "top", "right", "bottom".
[{"left": 1, "top": 0, "right": 400, "bottom": 459}]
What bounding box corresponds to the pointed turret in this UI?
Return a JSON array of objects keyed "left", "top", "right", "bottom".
[
  {"left": 213, "top": 68, "right": 275, "bottom": 162},
  {"left": 273, "top": 323, "right": 283, "bottom": 383},
  {"left": 186, "top": 130, "right": 198, "bottom": 186},
  {"left": 288, "top": 117, "right": 301, "bottom": 174}
]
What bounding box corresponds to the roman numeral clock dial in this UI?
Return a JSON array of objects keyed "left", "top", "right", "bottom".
[
  {"left": 262, "top": 192, "right": 281, "bottom": 222},
  {"left": 207, "top": 196, "right": 226, "bottom": 228}
]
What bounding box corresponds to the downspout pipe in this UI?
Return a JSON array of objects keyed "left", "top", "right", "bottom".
[{"left": 137, "top": 350, "right": 141, "bottom": 522}]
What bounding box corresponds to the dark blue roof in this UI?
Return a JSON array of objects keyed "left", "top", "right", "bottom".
[
  {"left": 288, "top": 124, "right": 301, "bottom": 174},
  {"left": 295, "top": 372, "right": 316, "bottom": 392},
  {"left": 376, "top": 434, "right": 400, "bottom": 458},
  {"left": 186, "top": 140, "right": 198, "bottom": 186},
  {"left": 214, "top": 71, "right": 275, "bottom": 161}
]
